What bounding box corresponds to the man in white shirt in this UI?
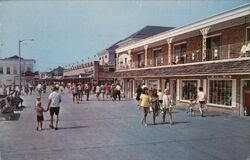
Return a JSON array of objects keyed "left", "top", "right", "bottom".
[
  {"left": 116, "top": 84, "right": 121, "bottom": 101},
  {"left": 46, "top": 86, "right": 62, "bottom": 130}
]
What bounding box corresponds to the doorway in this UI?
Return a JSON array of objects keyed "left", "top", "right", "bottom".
[{"left": 242, "top": 80, "right": 250, "bottom": 116}]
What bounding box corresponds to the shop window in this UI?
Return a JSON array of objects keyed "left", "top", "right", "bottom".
[
  {"left": 174, "top": 43, "right": 187, "bottom": 64},
  {"left": 154, "top": 49, "right": 162, "bottom": 66},
  {"left": 247, "top": 27, "right": 250, "bottom": 42},
  {"left": 209, "top": 80, "right": 232, "bottom": 106},
  {"left": 0, "top": 67, "right": 3, "bottom": 74},
  {"left": 181, "top": 80, "right": 198, "bottom": 100},
  {"left": 138, "top": 53, "right": 145, "bottom": 68},
  {"left": 206, "top": 35, "right": 221, "bottom": 61},
  {"left": 6, "top": 67, "right": 11, "bottom": 74},
  {"left": 148, "top": 80, "right": 159, "bottom": 90}
]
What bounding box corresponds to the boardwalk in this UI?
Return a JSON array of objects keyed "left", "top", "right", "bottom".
[{"left": 0, "top": 91, "right": 249, "bottom": 160}]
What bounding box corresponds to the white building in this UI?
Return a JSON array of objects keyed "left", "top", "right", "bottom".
[{"left": 0, "top": 55, "right": 35, "bottom": 86}]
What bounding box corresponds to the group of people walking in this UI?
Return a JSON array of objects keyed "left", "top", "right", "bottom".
[
  {"left": 95, "top": 83, "right": 121, "bottom": 101},
  {"left": 136, "top": 83, "right": 207, "bottom": 127},
  {"left": 137, "top": 85, "right": 174, "bottom": 127},
  {"left": 68, "top": 82, "right": 122, "bottom": 103}
]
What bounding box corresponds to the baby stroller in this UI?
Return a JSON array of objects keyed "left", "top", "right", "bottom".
[{"left": 186, "top": 99, "right": 195, "bottom": 116}]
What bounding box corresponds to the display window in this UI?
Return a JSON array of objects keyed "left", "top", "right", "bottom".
[
  {"left": 209, "top": 80, "right": 232, "bottom": 106},
  {"left": 148, "top": 80, "right": 159, "bottom": 90},
  {"left": 181, "top": 80, "right": 198, "bottom": 100}
]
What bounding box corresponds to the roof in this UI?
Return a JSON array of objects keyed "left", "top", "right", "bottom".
[
  {"left": 97, "top": 40, "right": 122, "bottom": 56},
  {"left": 0, "top": 55, "right": 35, "bottom": 62},
  {"left": 117, "top": 25, "right": 174, "bottom": 47},
  {"left": 112, "top": 58, "right": 250, "bottom": 78},
  {"left": 116, "top": 3, "right": 250, "bottom": 53},
  {"left": 5, "top": 55, "right": 23, "bottom": 60}
]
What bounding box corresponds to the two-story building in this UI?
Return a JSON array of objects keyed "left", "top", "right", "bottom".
[
  {"left": 114, "top": 4, "right": 250, "bottom": 116},
  {"left": 63, "top": 61, "right": 116, "bottom": 85},
  {"left": 0, "top": 55, "right": 36, "bottom": 86}
]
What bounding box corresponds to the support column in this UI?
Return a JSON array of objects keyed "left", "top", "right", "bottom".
[
  {"left": 167, "top": 38, "right": 173, "bottom": 65},
  {"left": 200, "top": 27, "right": 210, "bottom": 61},
  {"left": 128, "top": 50, "right": 133, "bottom": 69},
  {"left": 144, "top": 45, "right": 148, "bottom": 67},
  {"left": 116, "top": 53, "right": 119, "bottom": 70}
]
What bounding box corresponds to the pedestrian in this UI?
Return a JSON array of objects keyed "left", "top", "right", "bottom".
[
  {"left": 116, "top": 83, "right": 121, "bottom": 101},
  {"left": 105, "top": 83, "right": 110, "bottom": 99},
  {"left": 100, "top": 83, "right": 105, "bottom": 100},
  {"left": 162, "top": 89, "right": 174, "bottom": 125},
  {"left": 29, "top": 83, "right": 33, "bottom": 94},
  {"left": 139, "top": 87, "right": 150, "bottom": 127},
  {"left": 36, "top": 96, "right": 41, "bottom": 107},
  {"left": 111, "top": 84, "right": 116, "bottom": 101},
  {"left": 35, "top": 101, "right": 47, "bottom": 131},
  {"left": 72, "top": 84, "right": 79, "bottom": 104},
  {"left": 196, "top": 87, "right": 206, "bottom": 117},
  {"left": 157, "top": 89, "right": 163, "bottom": 111},
  {"left": 46, "top": 86, "right": 62, "bottom": 130},
  {"left": 80, "top": 83, "right": 85, "bottom": 100},
  {"left": 85, "top": 83, "right": 90, "bottom": 101},
  {"left": 136, "top": 85, "right": 142, "bottom": 106},
  {"left": 77, "top": 83, "right": 82, "bottom": 101},
  {"left": 150, "top": 89, "right": 160, "bottom": 125},
  {"left": 96, "top": 84, "right": 100, "bottom": 101},
  {"left": 25, "top": 84, "right": 29, "bottom": 95},
  {"left": 37, "top": 83, "right": 42, "bottom": 97},
  {"left": 42, "top": 83, "right": 46, "bottom": 93}
]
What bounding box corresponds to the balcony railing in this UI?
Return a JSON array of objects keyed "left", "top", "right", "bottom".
[{"left": 116, "top": 41, "right": 250, "bottom": 71}]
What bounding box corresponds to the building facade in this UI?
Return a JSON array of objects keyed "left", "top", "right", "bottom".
[
  {"left": 63, "top": 61, "right": 115, "bottom": 84},
  {"left": 0, "top": 55, "right": 36, "bottom": 86},
  {"left": 114, "top": 4, "right": 250, "bottom": 116}
]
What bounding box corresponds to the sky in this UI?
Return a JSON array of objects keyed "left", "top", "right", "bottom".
[{"left": 0, "top": 0, "right": 249, "bottom": 72}]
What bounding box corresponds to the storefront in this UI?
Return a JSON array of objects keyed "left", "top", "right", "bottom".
[{"left": 241, "top": 79, "right": 250, "bottom": 116}]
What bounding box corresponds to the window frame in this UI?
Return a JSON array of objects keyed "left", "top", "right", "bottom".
[
  {"left": 6, "top": 67, "right": 11, "bottom": 75},
  {"left": 206, "top": 34, "right": 221, "bottom": 61},
  {"left": 13, "top": 66, "right": 17, "bottom": 74},
  {"left": 0, "top": 66, "right": 3, "bottom": 74},
  {"left": 153, "top": 48, "right": 163, "bottom": 66},
  {"left": 246, "top": 26, "right": 250, "bottom": 42},
  {"left": 208, "top": 79, "right": 236, "bottom": 108},
  {"left": 173, "top": 42, "right": 187, "bottom": 64},
  {"left": 180, "top": 79, "right": 200, "bottom": 102},
  {"left": 137, "top": 52, "right": 145, "bottom": 68}
]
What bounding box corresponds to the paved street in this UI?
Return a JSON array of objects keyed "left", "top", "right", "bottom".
[{"left": 0, "top": 91, "right": 249, "bottom": 160}]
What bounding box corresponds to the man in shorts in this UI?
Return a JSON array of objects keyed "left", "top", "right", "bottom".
[{"left": 46, "top": 85, "right": 62, "bottom": 130}]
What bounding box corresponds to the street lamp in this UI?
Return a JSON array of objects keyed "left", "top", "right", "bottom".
[{"left": 18, "top": 38, "right": 34, "bottom": 94}]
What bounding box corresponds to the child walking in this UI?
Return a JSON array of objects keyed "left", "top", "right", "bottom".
[
  {"left": 35, "top": 101, "right": 46, "bottom": 131},
  {"left": 196, "top": 87, "right": 206, "bottom": 117}
]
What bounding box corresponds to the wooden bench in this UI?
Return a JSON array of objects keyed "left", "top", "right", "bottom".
[{"left": 0, "top": 98, "right": 15, "bottom": 120}]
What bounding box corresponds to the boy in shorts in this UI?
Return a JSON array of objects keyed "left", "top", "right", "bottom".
[{"left": 36, "top": 101, "right": 46, "bottom": 131}]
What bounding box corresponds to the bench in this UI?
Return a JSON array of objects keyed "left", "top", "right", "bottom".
[
  {"left": 0, "top": 98, "right": 15, "bottom": 120},
  {"left": 7, "top": 95, "right": 23, "bottom": 108}
]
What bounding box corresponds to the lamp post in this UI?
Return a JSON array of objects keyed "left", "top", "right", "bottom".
[{"left": 18, "top": 39, "right": 34, "bottom": 94}]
